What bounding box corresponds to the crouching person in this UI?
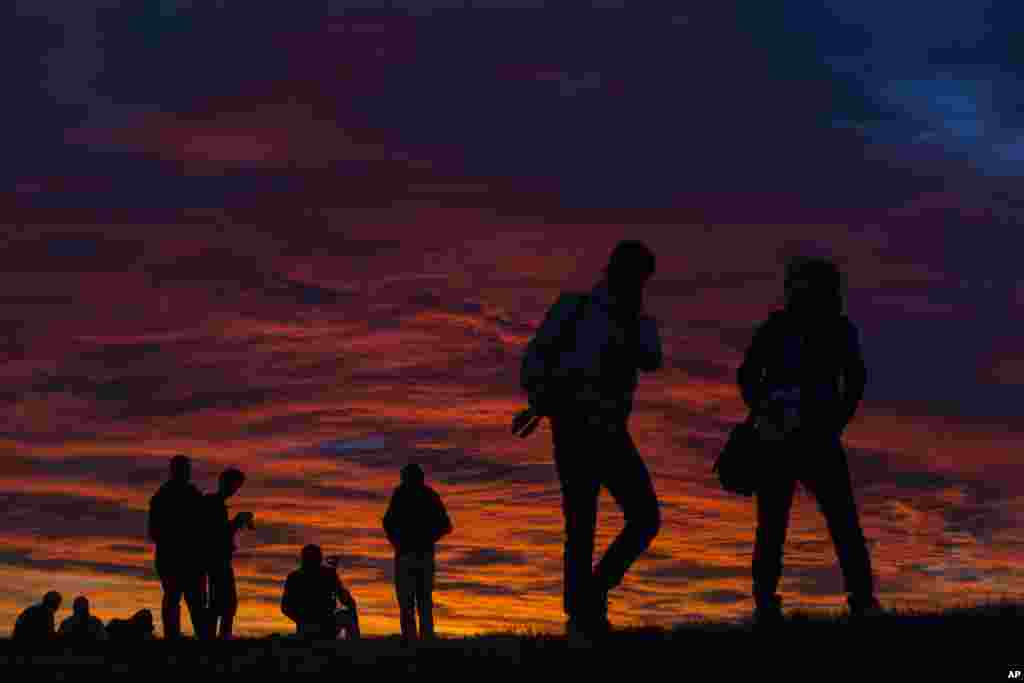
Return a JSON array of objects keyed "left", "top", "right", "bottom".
[
  {"left": 282, "top": 544, "right": 360, "bottom": 640},
  {"left": 58, "top": 596, "right": 108, "bottom": 642}
]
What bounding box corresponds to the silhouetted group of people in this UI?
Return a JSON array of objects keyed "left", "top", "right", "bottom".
[
  {"left": 517, "top": 241, "right": 880, "bottom": 639},
  {"left": 13, "top": 592, "right": 154, "bottom": 643},
  {"left": 13, "top": 240, "right": 883, "bottom": 643}
]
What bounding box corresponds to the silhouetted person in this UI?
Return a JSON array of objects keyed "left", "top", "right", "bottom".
[
  {"left": 519, "top": 240, "right": 663, "bottom": 639},
  {"left": 383, "top": 463, "right": 452, "bottom": 643},
  {"left": 58, "top": 596, "right": 108, "bottom": 642},
  {"left": 106, "top": 609, "right": 155, "bottom": 641},
  {"left": 202, "top": 467, "right": 252, "bottom": 640},
  {"left": 281, "top": 544, "right": 360, "bottom": 640},
  {"left": 148, "top": 454, "right": 208, "bottom": 639},
  {"left": 12, "top": 591, "right": 61, "bottom": 642},
  {"left": 738, "top": 257, "right": 880, "bottom": 624}
]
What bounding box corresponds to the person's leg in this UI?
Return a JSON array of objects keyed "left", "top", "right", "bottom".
[
  {"left": 181, "top": 570, "right": 208, "bottom": 639},
  {"left": 416, "top": 553, "right": 436, "bottom": 639},
  {"left": 218, "top": 563, "right": 238, "bottom": 639},
  {"left": 395, "top": 554, "right": 418, "bottom": 641},
  {"left": 551, "top": 415, "right": 601, "bottom": 624},
  {"left": 157, "top": 557, "right": 183, "bottom": 639},
  {"left": 336, "top": 608, "right": 360, "bottom": 640},
  {"left": 753, "top": 473, "right": 797, "bottom": 613},
  {"left": 593, "top": 424, "right": 661, "bottom": 603},
  {"left": 802, "top": 440, "right": 875, "bottom": 607}
]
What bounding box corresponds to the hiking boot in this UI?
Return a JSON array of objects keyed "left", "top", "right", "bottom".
[
  {"left": 848, "top": 595, "right": 883, "bottom": 618},
  {"left": 753, "top": 594, "right": 784, "bottom": 628}
]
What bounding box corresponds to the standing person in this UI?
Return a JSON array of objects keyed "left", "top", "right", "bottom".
[
  {"left": 12, "top": 591, "right": 62, "bottom": 642},
  {"left": 148, "top": 455, "right": 207, "bottom": 639},
  {"left": 281, "top": 544, "right": 360, "bottom": 640},
  {"left": 58, "top": 596, "right": 108, "bottom": 641},
  {"left": 518, "top": 240, "right": 663, "bottom": 640},
  {"left": 202, "top": 467, "right": 253, "bottom": 640},
  {"left": 737, "top": 257, "right": 880, "bottom": 624},
  {"left": 382, "top": 463, "right": 452, "bottom": 643}
]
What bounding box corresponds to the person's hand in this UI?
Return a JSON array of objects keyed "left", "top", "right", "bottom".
[
  {"left": 235, "top": 511, "right": 255, "bottom": 530},
  {"left": 512, "top": 407, "right": 542, "bottom": 438}
]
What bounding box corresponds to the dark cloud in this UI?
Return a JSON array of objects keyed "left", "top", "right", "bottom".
[
  {"left": 695, "top": 590, "right": 749, "bottom": 605},
  {"left": 0, "top": 491, "right": 146, "bottom": 541},
  {"left": 0, "top": 548, "right": 153, "bottom": 581},
  {"left": 636, "top": 560, "right": 749, "bottom": 584},
  {"left": 435, "top": 580, "right": 520, "bottom": 598},
  {"left": 455, "top": 548, "right": 530, "bottom": 568}
]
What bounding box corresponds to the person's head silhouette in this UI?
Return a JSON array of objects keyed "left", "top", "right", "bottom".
[
  {"left": 604, "top": 240, "right": 656, "bottom": 312},
  {"left": 169, "top": 455, "right": 191, "bottom": 483},
  {"left": 72, "top": 596, "right": 89, "bottom": 616},
  {"left": 784, "top": 256, "right": 843, "bottom": 319},
  {"left": 42, "top": 591, "right": 62, "bottom": 613},
  {"left": 218, "top": 467, "right": 245, "bottom": 498},
  {"left": 301, "top": 544, "right": 323, "bottom": 570},
  {"left": 400, "top": 463, "right": 425, "bottom": 486}
]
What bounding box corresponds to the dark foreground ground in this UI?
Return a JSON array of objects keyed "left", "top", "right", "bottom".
[{"left": 2, "top": 604, "right": 1022, "bottom": 679}]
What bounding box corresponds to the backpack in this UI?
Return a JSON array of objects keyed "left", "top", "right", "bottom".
[{"left": 513, "top": 293, "right": 591, "bottom": 437}]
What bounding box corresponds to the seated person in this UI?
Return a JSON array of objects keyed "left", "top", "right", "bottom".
[
  {"left": 12, "top": 591, "right": 62, "bottom": 642},
  {"left": 59, "top": 596, "right": 108, "bottom": 641},
  {"left": 282, "top": 544, "right": 360, "bottom": 640},
  {"left": 106, "top": 609, "right": 155, "bottom": 641}
]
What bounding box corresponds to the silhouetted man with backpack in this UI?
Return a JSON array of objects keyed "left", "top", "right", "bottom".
[
  {"left": 281, "top": 544, "right": 360, "bottom": 640},
  {"left": 383, "top": 463, "right": 452, "bottom": 643},
  {"left": 738, "top": 257, "right": 880, "bottom": 624},
  {"left": 518, "top": 240, "right": 663, "bottom": 640},
  {"left": 148, "top": 455, "right": 207, "bottom": 639}
]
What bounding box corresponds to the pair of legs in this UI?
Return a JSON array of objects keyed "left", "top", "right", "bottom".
[
  {"left": 753, "top": 434, "right": 875, "bottom": 612},
  {"left": 296, "top": 608, "right": 361, "bottom": 640},
  {"left": 207, "top": 560, "right": 238, "bottom": 639},
  {"left": 395, "top": 551, "right": 436, "bottom": 641},
  {"left": 156, "top": 554, "right": 207, "bottom": 639},
  {"left": 550, "top": 413, "right": 661, "bottom": 625}
]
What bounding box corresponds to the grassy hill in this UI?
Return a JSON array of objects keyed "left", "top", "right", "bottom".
[{"left": 1, "top": 603, "right": 1021, "bottom": 678}]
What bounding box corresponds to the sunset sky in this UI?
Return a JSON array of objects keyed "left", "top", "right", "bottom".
[{"left": 3, "top": 2, "right": 1024, "bottom": 636}]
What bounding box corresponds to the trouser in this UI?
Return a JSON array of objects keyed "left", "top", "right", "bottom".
[
  {"left": 753, "top": 433, "right": 874, "bottom": 607},
  {"left": 297, "top": 608, "right": 360, "bottom": 640},
  {"left": 395, "top": 551, "right": 436, "bottom": 640},
  {"left": 550, "top": 412, "right": 661, "bottom": 621},
  {"left": 156, "top": 553, "right": 207, "bottom": 639},
  {"left": 207, "top": 560, "right": 238, "bottom": 638}
]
